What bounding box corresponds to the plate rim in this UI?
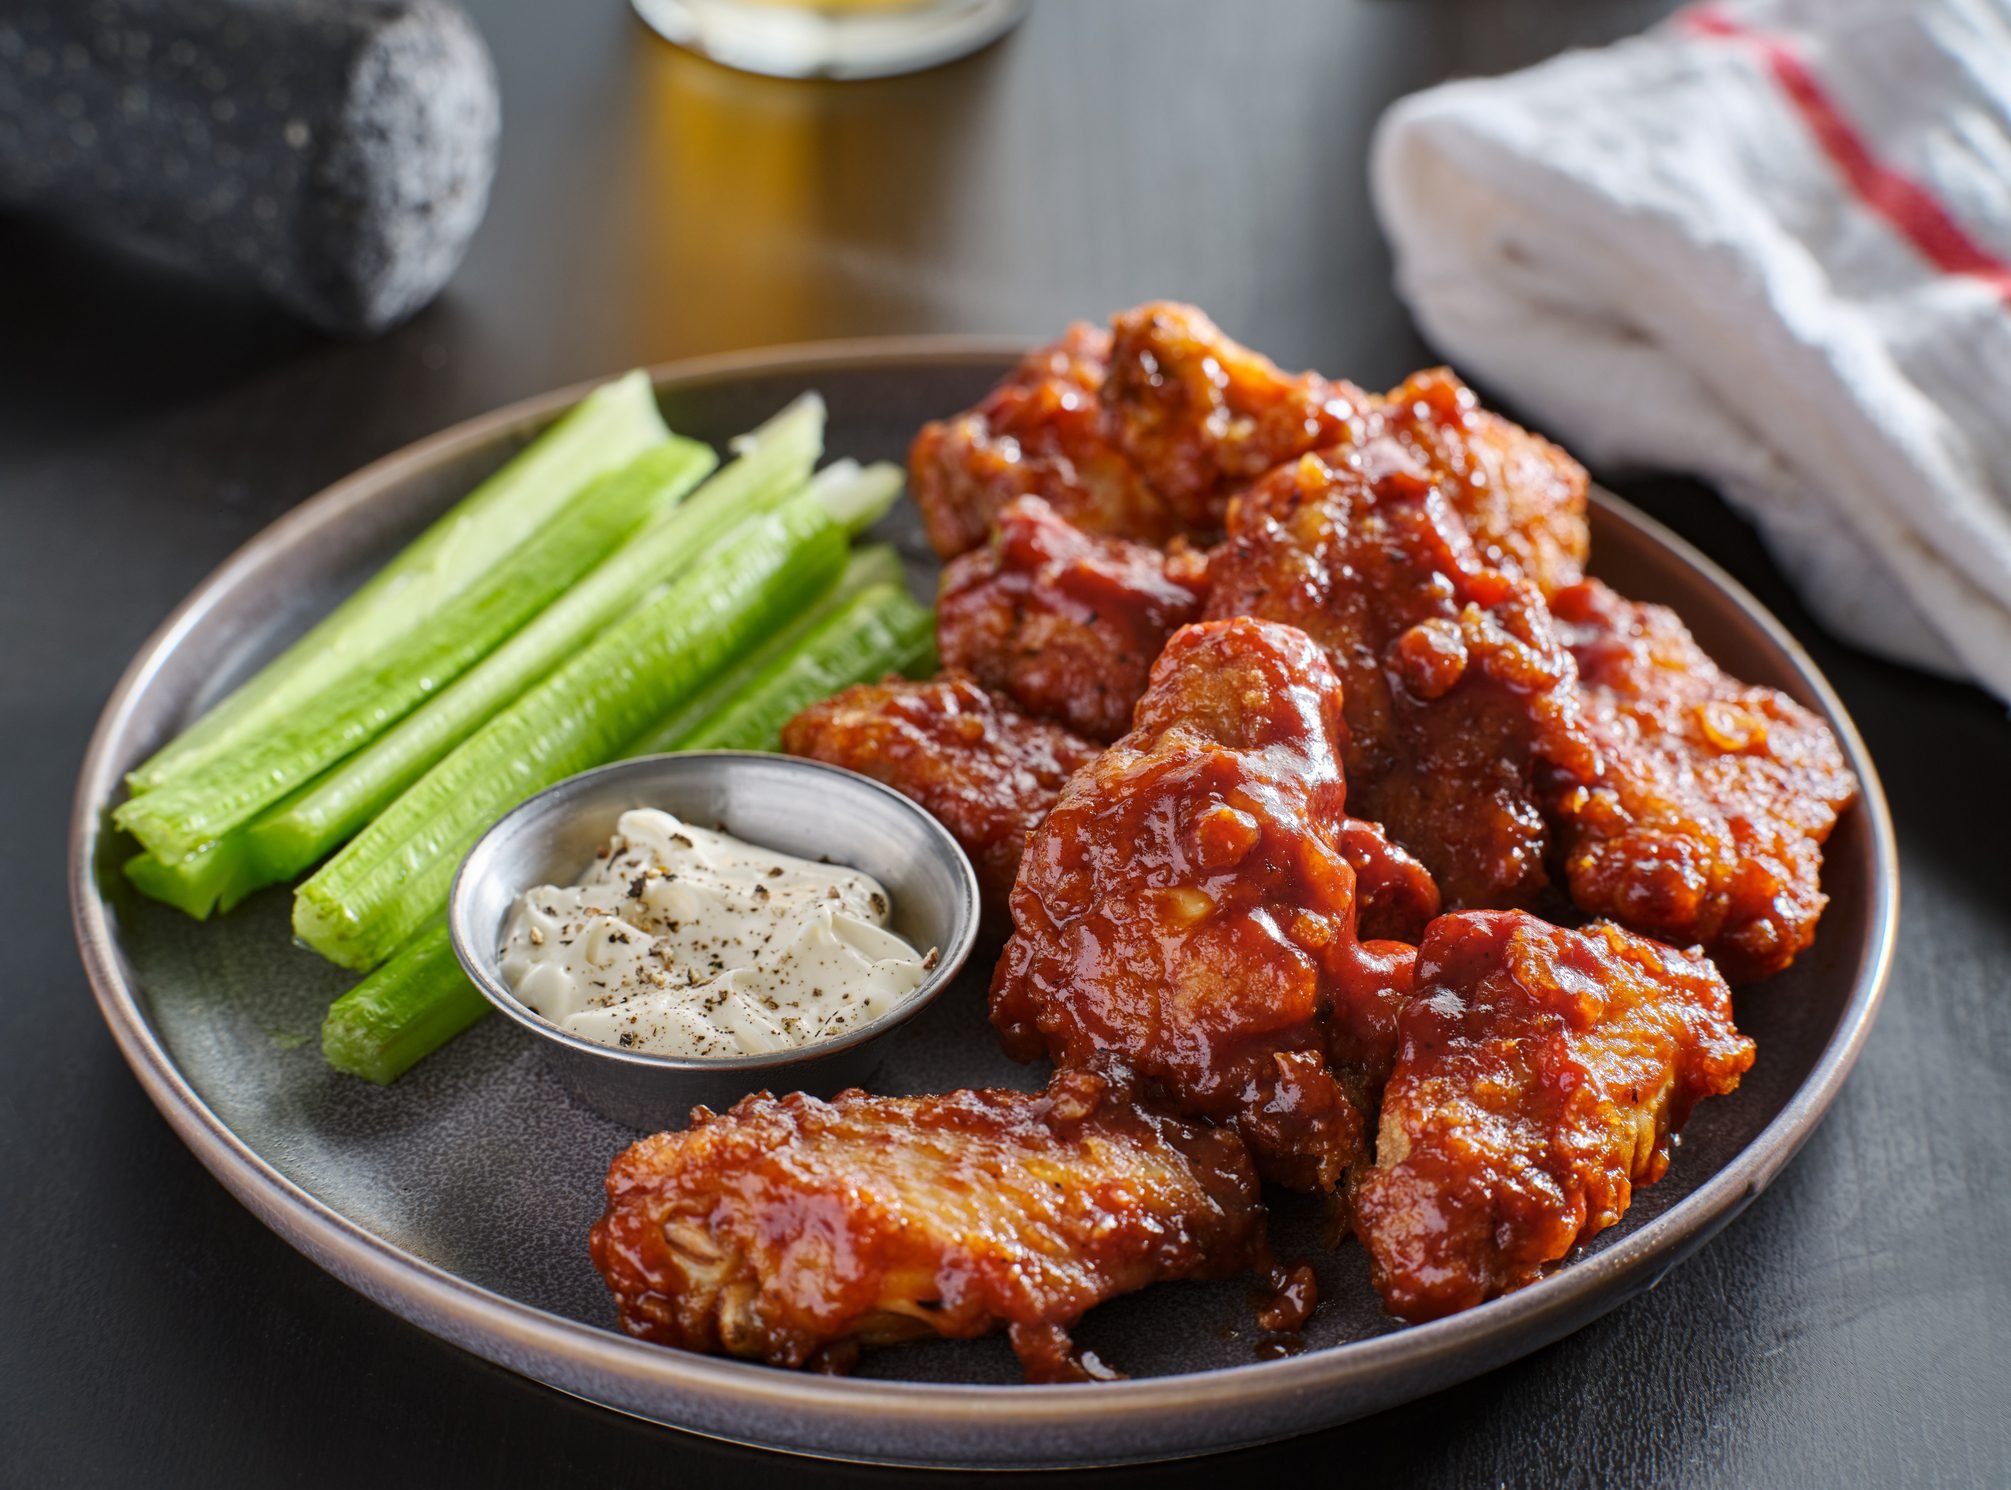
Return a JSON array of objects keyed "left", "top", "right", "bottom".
[{"left": 69, "top": 337, "right": 1900, "bottom": 1468}]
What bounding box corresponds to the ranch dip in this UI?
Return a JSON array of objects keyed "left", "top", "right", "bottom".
[{"left": 498, "top": 808, "right": 935, "bottom": 1058}]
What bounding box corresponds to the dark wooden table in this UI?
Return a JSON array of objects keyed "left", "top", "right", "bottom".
[{"left": 6, "top": 2, "right": 2007, "bottom": 1484}]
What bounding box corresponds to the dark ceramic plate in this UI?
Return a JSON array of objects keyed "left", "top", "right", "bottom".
[{"left": 71, "top": 343, "right": 1896, "bottom": 1469}]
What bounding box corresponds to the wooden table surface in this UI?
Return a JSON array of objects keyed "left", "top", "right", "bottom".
[{"left": 5, "top": 2, "right": 2007, "bottom": 1484}]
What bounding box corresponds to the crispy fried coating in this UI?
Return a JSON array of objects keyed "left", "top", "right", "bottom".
[
  {"left": 1368, "top": 367, "right": 1589, "bottom": 598},
  {"left": 908, "top": 322, "right": 1174, "bottom": 558},
  {"left": 908, "top": 302, "right": 1590, "bottom": 598},
  {"left": 1097, "top": 301, "right": 1371, "bottom": 538},
  {"left": 1353, "top": 911, "right": 1755, "bottom": 1322},
  {"left": 1206, "top": 456, "right": 1597, "bottom": 911},
  {"left": 990, "top": 618, "right": 1416, "bottom": 1191},
  {"left": 588, "top": 1070, "right": 1264, "bottom": 1382},
  {"left": 1106, "top": 306, "right": 1590, "bottom": 595},
  {"left": 1546, "top": 580, "right": 1859, "bottom": 983},
  {"left": 779, "top": 673, "right": 1101, "bottom": 927},
  {"left": 936, "top": 495, "right": 1209, "bottom": 742}
]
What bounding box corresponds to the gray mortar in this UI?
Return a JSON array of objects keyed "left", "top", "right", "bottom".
[{"left": 0, "top": 0, "right": 500, "bottom": 335}]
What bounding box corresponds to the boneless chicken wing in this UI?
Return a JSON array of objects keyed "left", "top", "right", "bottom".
[
  {"left": 1545, "top": 580, "right": 1859, "bottom": 982},
  {"left": 589, "top": 1070, "right": 1263, "bottom": 1382},
  {"left": 907, "top": 307, "right": 1353, "bottom": 558},
  {"left": 1097, "top": 301, "right": 1370, "bottom": 537},
  {"left": 908, "top": 322, "right": 1175, "bottom": 557},
  {"left": 936, "top": 494, "right": 1210, "bottom": 743},
  {"left": 1369, "top": 366, "right": 1589, "bottom": 599},
  {"left": 990, "top": 617, "right": 1416, "bottom": 1191},
  {"left": 1206, "top": 455, "right": 1597, "bottom": 911},
  {"left": 779, "top": 673, "right": 1101, "bottom": 927},
  {"left": 1353, "top": 911, "right": 1755, "bottom": 1322}
]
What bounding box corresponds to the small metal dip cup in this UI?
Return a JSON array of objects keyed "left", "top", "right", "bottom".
[{"left": 448, "top": 752, "right": 981, "bottom": 1131}]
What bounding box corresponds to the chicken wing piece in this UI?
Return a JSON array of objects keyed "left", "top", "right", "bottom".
[
  {"left": 1368, "top": 367, "right": 1589, "bottom": 599},
  {"left": 936, "top": 494, "right": 1210, "bottom": 742},
  {"left": 779, "top": 673, "right": 1101, "bottom": 927},
  {"left": 1206, "top": 455, "right": 1598, "bottom": 911},
  {"left": 1545, "top": 580, "right": 1859, "bottom": 983},
  {"left": 910, "top": 302, "right": 1591, "bottom": 600},
  {"left": 589, "top": 1069, "right": 1264, "bottom": 1382},
  {"left": 1353, "top": 911, "right": 1755, "bottom": 1322},
  {"left": 908, "top": 321, "right": 1176, "bottom": 558},
  {"left": 990, "top": 617, "right": 1417, "bottom": 1192},
  {"left": 1097, "top": 301, "right": 1371, "bottom": 538}
]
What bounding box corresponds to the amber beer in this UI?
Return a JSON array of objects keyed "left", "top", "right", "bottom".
[{"left": 631, "top": 0, "right": 1027, "bottom": 79}]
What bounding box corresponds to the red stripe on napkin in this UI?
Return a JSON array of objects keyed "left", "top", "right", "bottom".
[{"left": 1684, "top": 3, "right": 2011, "bottom": 304}]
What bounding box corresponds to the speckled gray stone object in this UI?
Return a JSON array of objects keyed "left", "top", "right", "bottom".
[{"left": 0, "top": 0, "right": 498, "bottom": 334}]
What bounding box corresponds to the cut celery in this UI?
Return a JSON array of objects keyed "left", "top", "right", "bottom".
[
  {"left": 126, "top": 398, "right": 825, "bottom": 917},
  {"left": 236, "top": 400, "right": 825, "bottom": 888},
  {"left": 804, "top": 460, "right": 904, "bottom": 536},
  {"left": 831, "top": 542, "right": 908, "bottom": 595},
  {"left": 121, "top": 835, "right": 268, "bottom": 921},
  {"left": 321, "top": 922, "right": 489, "bottom": 1084},
  {"left": 294, "top": 493, "right": 850, "bottom": 972},
  {"left": 123, "top": 844, "right": 256, "bottom": 920},
  {"left": 674, "top": 582, "right": 934, "bottom": 753},
  {"left": 115, "top": 438, "right": 709, "bottom": 866},
  {"left": 625, "top": 542, "right": 906, "bottom": 756},
  {"left": 126, "top": 371, "right": 671, "bottom": 796}
]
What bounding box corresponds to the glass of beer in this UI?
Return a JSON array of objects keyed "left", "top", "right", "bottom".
[{"left": 632, "top": 0, "right": 1029, "bottom": 80}]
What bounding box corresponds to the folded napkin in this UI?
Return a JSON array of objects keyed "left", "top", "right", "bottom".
[{"left": 1372, "top": 0, "right": 2011, "bottom": 704}]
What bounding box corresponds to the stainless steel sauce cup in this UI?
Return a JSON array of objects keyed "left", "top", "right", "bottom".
[{"left": 448, "top": 751, "right": 982, "bottom": 1131}]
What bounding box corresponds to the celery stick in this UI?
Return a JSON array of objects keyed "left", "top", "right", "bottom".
[
  {"left": 831, "top": 542, "right": 908, "bottom": 595},
  {"left": 611, "top": 462, "right": 906, "bottom": 757},
  {"left": 294, "top": 495, "right": 850, "bottom": 972},
  {"left": 321, "top": 922, "right": 488, "bottom": 1084},
  {"left": 625, "top": 543, "right": 906, "bottom": 755},
  {"left": 238, "top": 403, "right": 825, "bottom": 888},
  {"left": 116, "top": 438, "right": 709, "bottom": 866},
  {"left": 675, "top": 583, "right": 934, "bottom": 753},
  {"left": 123, "top": 845, "right": 254, "bottom": 920},
  {"left": 121, "top": 837, "right": 268, "bottom": 920},
  {"left": 126, "top": 438, "right": 718, "bottom": 907},
  {"left": 127, "top": 372, "right": 670, "bottom": 796},
  {"left": 806, "top": 460, "right": 904, "bottom": 535},
  {"left": 130, "top": 397, "right": 825, "bottom": 913}
]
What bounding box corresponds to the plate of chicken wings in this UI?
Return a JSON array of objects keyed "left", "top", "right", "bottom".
[{"left": 73, "top": 305, "right": 1895, "bottom": 1468}]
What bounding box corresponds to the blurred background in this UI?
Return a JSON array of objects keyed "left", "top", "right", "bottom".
[
  {"left": 6, "top": 3, "right": 2007, "bottom": 1487},
  {"left": 2, "top": 1, "right": 1676, "bottom": 453}
]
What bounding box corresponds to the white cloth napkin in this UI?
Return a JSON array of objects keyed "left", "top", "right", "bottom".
[{"left": 1371, "top": 0, "right": 2011, "bottom": 704}]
